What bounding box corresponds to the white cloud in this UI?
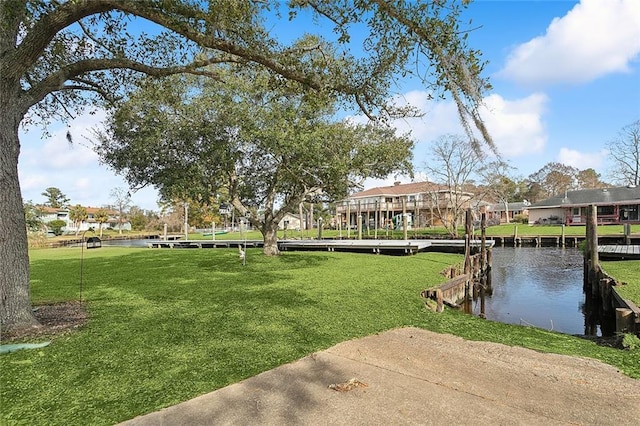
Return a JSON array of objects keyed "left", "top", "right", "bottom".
[
  {"left": 389, "top": 90, "right": 548, "bottom": 161},
  {"left": 557, "top": 147, "right": 608, "bottom": 169},
  {"left": 20, "top": 111, "right": 106, "bottom": 171},
  {"left": 478, "top": 93, "right": 548, "bottom": 157},
  {"left": 18, "top": 110, "right": 161, "bottom": 211},
  {"left": 499, "top": 0, "right": 640, "bottom": 86},
  {"left": 19, "top": 174, "right": 49, "bottom": 193}
]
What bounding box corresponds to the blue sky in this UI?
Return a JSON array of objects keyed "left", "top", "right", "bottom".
[{"left": 18, "top": 0, "right": 640, "bottom": 210}]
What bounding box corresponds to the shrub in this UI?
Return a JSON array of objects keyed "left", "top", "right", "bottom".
[
  {"left": 513, "top": 214, "right": 529, "bottom": 224},
  {"left": 47, "top": 219, "right": 67, "bottom": 236}
]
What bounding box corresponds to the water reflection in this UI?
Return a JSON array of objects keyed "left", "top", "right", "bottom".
[{"left": 470, "top": 247, "right": 611, "bottom": 336}]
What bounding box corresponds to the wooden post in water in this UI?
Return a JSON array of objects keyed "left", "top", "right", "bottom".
[
  {"left": 479, "top": 213, "right": 488, "bottom": 310},
  {"left": 561, "top": 224, "right": 565, "bottom": 247},
  {"left": 480, "top": 213, "right": 486, "bottom": 272},
  {"left": 514, "top": 225, "right": 518, "bottom": 246},
  {"left": 586, "top": 205, "right": 600, "bottom": 297},
  {"left": 464, "top": 209, "right": 472, "bottom": 301}
]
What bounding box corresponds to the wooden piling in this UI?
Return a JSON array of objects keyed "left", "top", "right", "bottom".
[
  {"left": 587, "top": 205, "right": 600, "bottom": 297},
  {"left": 402, "top": 197, "right": 408, "bottom": 240},
  {"left": 346, "top": 203, "right": 351, "bottom": 239},
  {"left": 374, "top": 200, "right": 378, "bottom": 240},
  {"left": 464, "top": 209, "right": 472, "bottom": 300},
  {"left": 615, "top": 308, "right": 634, "bottom": 333},
  {"left": 480, "top": 213, "right": 486, "bottom": 272},
  {"left": 436, "top": 288, "right": 444, "bottom": 313},
  {"left": 357, "top": 201, "right": 362, "bottom": 240}
]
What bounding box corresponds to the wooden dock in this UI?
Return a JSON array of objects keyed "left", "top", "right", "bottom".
[
  {"left": 279, "top": 239, "right": 431, "bottom": 254},
  {"left": 147, "top": 240, "right": 263, "bottom": 249},
  {"left": 489, "top": 234, "right": 640, "bottom": 248},
  {"left": 146, "top": 238, "right": 494, "bottom": 255},
  {"left": 598, "top": 245, "right": 640, "bottom": 260}
]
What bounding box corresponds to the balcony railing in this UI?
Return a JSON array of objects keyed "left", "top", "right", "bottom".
[{"left": 335, "top": 199, "right": 473, "bottom": 214}]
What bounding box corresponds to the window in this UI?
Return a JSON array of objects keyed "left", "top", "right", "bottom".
[
  {"left": 597, "top": 206, "right": 614, "bottom": 216},
  {"left": 619, "top": 205, "right": 639, "bottom": 221}
]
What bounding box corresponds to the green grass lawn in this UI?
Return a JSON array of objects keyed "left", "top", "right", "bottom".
[
  {"left": 2, "top": 247, "right": 639, "bottom": 425},
  {"left": 601, "top": 260, "right": 640, "bottom": 306}
]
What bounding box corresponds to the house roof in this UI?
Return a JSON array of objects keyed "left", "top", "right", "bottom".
[
  {"left": 349, "top": 181, "right": 450, "bottom": 199},
  {"left": 488, "top": 201, "right": 531, "bottom": 212},
  {"left": 529, "top": 186, "right": 640, "bottom": 209},
  {"left": 38, "top": 206, "right": 118, "bottom": 215}
]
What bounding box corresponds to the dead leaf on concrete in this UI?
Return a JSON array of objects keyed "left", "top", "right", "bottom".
[{"left": 328, "top": 378, "right": 368, "bottom": 392}]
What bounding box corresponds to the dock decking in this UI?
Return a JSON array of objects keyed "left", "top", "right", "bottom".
[
  {"left": 279, "top": 239, "right": 431, "bottom": 254},
  {"left": 147, "top": 239, "right": 494, "bottom": 255},
  {"left": 147, "top": 240, "right": 263, "bottom": 249},
  {"left": 598, "top": 245, "right": 640, "bottom": 260}
]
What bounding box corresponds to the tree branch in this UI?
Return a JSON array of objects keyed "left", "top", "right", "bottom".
[
  {"left": 4, "top": 0, "right": 116, "bottom": 80},
  {"left": 20, "top": 56, "right": 225, "bottom": 114}
]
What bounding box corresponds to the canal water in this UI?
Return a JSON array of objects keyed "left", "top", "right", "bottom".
[{"left": 469, "top": 246, "right": 602, "bottom": 336}]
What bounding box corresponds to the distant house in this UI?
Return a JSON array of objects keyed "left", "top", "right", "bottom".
[
  {"left": 485, "top": 201, "right": 531, "bottom": 224},
  {"left": 37, "top": 206, "right": 131, "bottom": 233},
  {"left": 278, "top": 213, "right": 303, "bottom": 231},
  {"left": 527, "top": 186, "right": 640, "bottom": 225},
  {"left": 335, "top": 181, "right": 478, "bottom": 229}
]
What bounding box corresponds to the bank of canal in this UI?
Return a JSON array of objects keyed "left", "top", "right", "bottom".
[{"left": 470, "top": 246, "right": 601, "bottom": 336}]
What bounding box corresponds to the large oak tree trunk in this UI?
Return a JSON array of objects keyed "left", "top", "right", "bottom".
[
  {"left": 261, "top": 223, "right": 280, "bottom": 256},
  {"left": 0, "top": 107, "right": 39, "bottom": 333}
]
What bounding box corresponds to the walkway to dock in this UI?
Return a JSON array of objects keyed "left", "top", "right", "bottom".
[{"left": 147, "top": 239, "right": 494, "bottom": 255}]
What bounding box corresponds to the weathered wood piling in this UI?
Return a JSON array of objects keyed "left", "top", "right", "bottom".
[
  {"left": 584, "top": 205, "right": 639, "bottom": 335},
  {"left": 422, "top": 210, "right": 492, "bottom": 314}
]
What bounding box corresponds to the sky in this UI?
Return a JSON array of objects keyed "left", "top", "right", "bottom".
[{"left": 17, "top": 0, "right": 640, "bottom": 211}]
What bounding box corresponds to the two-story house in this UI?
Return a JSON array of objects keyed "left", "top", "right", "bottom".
[{"left": 335, "top": 181, "right": 478, "bottom": 230}]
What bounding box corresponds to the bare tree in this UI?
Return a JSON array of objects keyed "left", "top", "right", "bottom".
[
  {"left": 479, "top": 161, "right": 518, "bottom": 224},
  {"left": 110, "top": 188, "right": 131, "bottom": 235},
  {"left": 528, "top": 162, "right": 578, "bottom": 199},
  {"left": 607, "top": 120, "right": 640, "bottom": 187},
  {"left": 576, "top": 168, "right": 608, "bottom": 189},
  {"left": 424, "top": 135, "right": 484, "bottom": 237}
]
